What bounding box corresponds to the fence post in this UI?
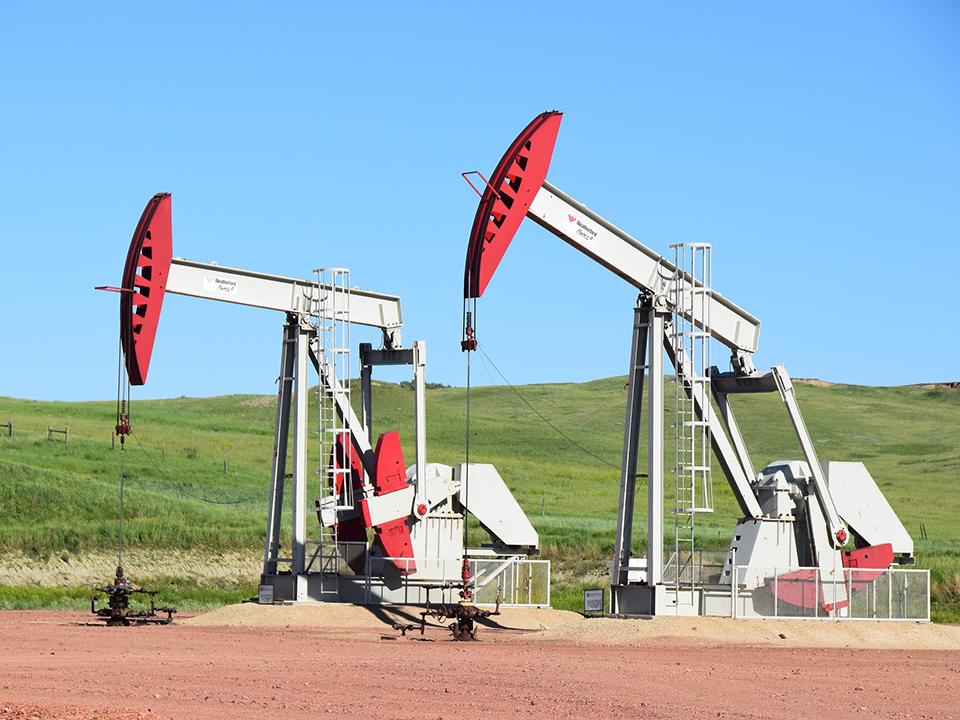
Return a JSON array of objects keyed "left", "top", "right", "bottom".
[
  {"left": 527, "top": 564, "right": 533, "bottom": 605},
  {"left": 730, "top": 548, "right": 737, "bottom": 619},
  {"left": 364, "top": 555, "right": 371, "bottom": 605},
  {"left": 47, "top": 427, "right": 68, "bottom": 442},
  {"left": 888, "top": 569, "right": 893, "bottom": 619},
  {"left": 901, "top": 571, "right": 909, "bottom": 620},
  {"left": 846, "top": 569, "right": 853, "bottom": 620},
  {"left": 773, "top": 567, "right": 778, "bottom": 619},
  {"left": 814, "top": 573, "right": 819, "bottom": 619}
]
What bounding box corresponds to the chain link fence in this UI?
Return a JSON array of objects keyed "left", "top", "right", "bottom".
[
  {"left": 733, "top": 565, "right": 929, "bottom": 621},
  {"left": 662, "top": 549, "right": 727, "bottom": 586},
  {"left": 318, "top": 550, "right": 550, "bottom": 607},
  {"left": 471, "top": 558, "right": 550, "bottom": 607}
]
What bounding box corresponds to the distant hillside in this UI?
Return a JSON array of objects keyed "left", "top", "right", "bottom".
[{"left": 0, "top": 378, "right": 957, "bottom": 617}]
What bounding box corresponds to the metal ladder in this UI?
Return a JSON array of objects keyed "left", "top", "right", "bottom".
[
  {"left": 314, "top": 267, "right": 352, "bottom": 597},
  {"left": 670, "top": 243, "right": 714, "bottom": 609}
]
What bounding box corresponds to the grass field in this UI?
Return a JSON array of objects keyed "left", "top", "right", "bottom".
[{"left": 0, "top": 376, "right": 958, "bottom": 619}]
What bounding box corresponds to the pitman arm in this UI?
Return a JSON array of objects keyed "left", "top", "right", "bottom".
[{"left": 771, "top": 366, "right": 848, "bottom": 547}]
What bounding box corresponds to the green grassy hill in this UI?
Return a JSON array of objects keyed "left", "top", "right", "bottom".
[{"left": 0, "top": 378, "right": 957, "bottom": 618}]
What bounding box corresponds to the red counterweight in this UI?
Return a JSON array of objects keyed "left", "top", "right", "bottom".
[
  {"left": 328, "top": 435, "right": 369, "bottom": 573},
  {"left": 361, "top": 431, "right": 417, "bottom": 575}
]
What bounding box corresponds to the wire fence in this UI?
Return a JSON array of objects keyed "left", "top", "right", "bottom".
[
  {"left": 303, "top": 546, "right": 551, "bottom": 607},
  {"left": 732, "top": 565, "right": 929, "bottom": 621}
]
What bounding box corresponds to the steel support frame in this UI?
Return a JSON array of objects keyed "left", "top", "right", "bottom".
[
  {"left": 770, "top": 364, "right": 845, "bottom": 546},
  {"left": 357, "top": 342, "right": 428, "bottom": 511},
  {"left": 611, "top": 304, "right": 648, "bottom": 590},
  {"left": 712, "top": 364, "right": 847, "bottom": 550},
  {"left": 291, "top": 317, "right": 311, "bottom": 602},
  {"left": 610, "top": 298, "right": 669, "bottom": 614},
  {"left": 261, "top": 315, "right": 298, "bottom": 580},
  {"left": 610, "top": 296, "right": 765, "bottom": 615},
  {"left": 259, "top": 313, "right": 314, "bottom": 603},
  {"left": 261, "top": 313, "right": 378, "bottom": 602}
]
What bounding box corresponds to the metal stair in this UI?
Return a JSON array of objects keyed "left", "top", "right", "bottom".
[
  {"left": 313, "top": 267, "right": 353, "bottom": 597},
  {"left": 669, "top": 243, "right": 714, "bottom": 610}
]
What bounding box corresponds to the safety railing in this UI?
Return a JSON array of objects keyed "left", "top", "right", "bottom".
[
  {"left": 662, "top": 548, "right": 727, "bottom": 586},
  {"left": 319, "top": 551, "right": 550, "bottom": 607},
  {"left": 471, "top": 558, "right": 550, "bottom": 607},
  {"left": 731, "top": 565, "right": 930, "bottom": 621}
]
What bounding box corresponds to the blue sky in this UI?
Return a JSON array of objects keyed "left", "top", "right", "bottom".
[{"left": 1, "top": 2, "right": 957, "bottom": 401}]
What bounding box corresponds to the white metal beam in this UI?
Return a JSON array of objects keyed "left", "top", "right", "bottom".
[
  {"left": 527, "top": 182, "right": 761, "bottom": 356},
  {"left": 413, "top": 341, "right": 428, "bottom": 517},
  {"left": 166, "top": 258, "right": 403, "bottom": 346}
]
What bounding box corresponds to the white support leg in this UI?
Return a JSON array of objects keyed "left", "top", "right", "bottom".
[
  {"left": 262, "top": 316, "right": 297, "bottom": 580},
  {"left": 413, "top": 340, "right": 427, "bottom": 515},
  {"left": 360, "top": 361, "right": 373, "bottom": 484},
  {"left": 291, "top": 320, "right": 310, "bottom": 602},
  {"left": 611, "top": 305, "right": 648, "bottom": 611},
  {"left": 647, "top": 306, "right": 665, "bottom": 588}
]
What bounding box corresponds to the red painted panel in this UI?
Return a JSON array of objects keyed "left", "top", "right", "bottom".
[
  {"left": 842, "top": 543, "right": 894, "bottom": 571},
  {"left": 767, "top": 543, "right": 895, "bottom": 612},
  {"left": 464, "top": 111, "right": 562, "bottom": 298},
  {"left": 372, "top": 431, "right": 409, "bottom": 495},
  {"left": 370, "top": 431, "right": 416, "bottom": 575},
  {"left": 120, "top": 193, "right": 172, "bottom": 385},
  {"left": 330, "top": 435, "right": 367, "bottom": 573},
  {"left": 768, "top": 568, "right": 825, "bottom": 610}
]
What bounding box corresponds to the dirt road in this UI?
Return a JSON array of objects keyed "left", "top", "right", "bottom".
[{"left": 1, "top": 611, "right": 957, "bottom": 720}]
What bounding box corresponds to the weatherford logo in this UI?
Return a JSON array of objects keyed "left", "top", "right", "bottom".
[
  {"left": 566, "top": 213, "right": 598, "bottom": 242},
  {"left": 202, "top": 274, "right": 238, "bottom": 295}
]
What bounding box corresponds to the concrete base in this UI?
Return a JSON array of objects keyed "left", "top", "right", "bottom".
[
  {"left": 612, "top": 583, "right": 733, "bottom": 617},
  {"left": 611, "top": 583, "right": 864, "bottom": 619},
  {"left": 264, "top": 573, "right": 469, "bottom": 606}
]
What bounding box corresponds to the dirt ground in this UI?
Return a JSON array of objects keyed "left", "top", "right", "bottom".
[{"left": 1, "top": 608, "right": 958, "bottom": 720}]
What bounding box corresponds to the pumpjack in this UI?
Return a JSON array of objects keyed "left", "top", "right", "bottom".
[
  {"left": 461, "top": 111, "right": 917, "bottom": 617},
  {"left": 101, "top": 193, "right": 542, "bottom": 605}
]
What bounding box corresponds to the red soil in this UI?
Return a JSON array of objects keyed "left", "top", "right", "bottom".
[{"left": 0, "top": 611, "right": 957, "bottom": 720}]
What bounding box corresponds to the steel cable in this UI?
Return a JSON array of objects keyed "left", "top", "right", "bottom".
[{"left": 475, "top": 346, "right": 620, "bottom": 470}]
